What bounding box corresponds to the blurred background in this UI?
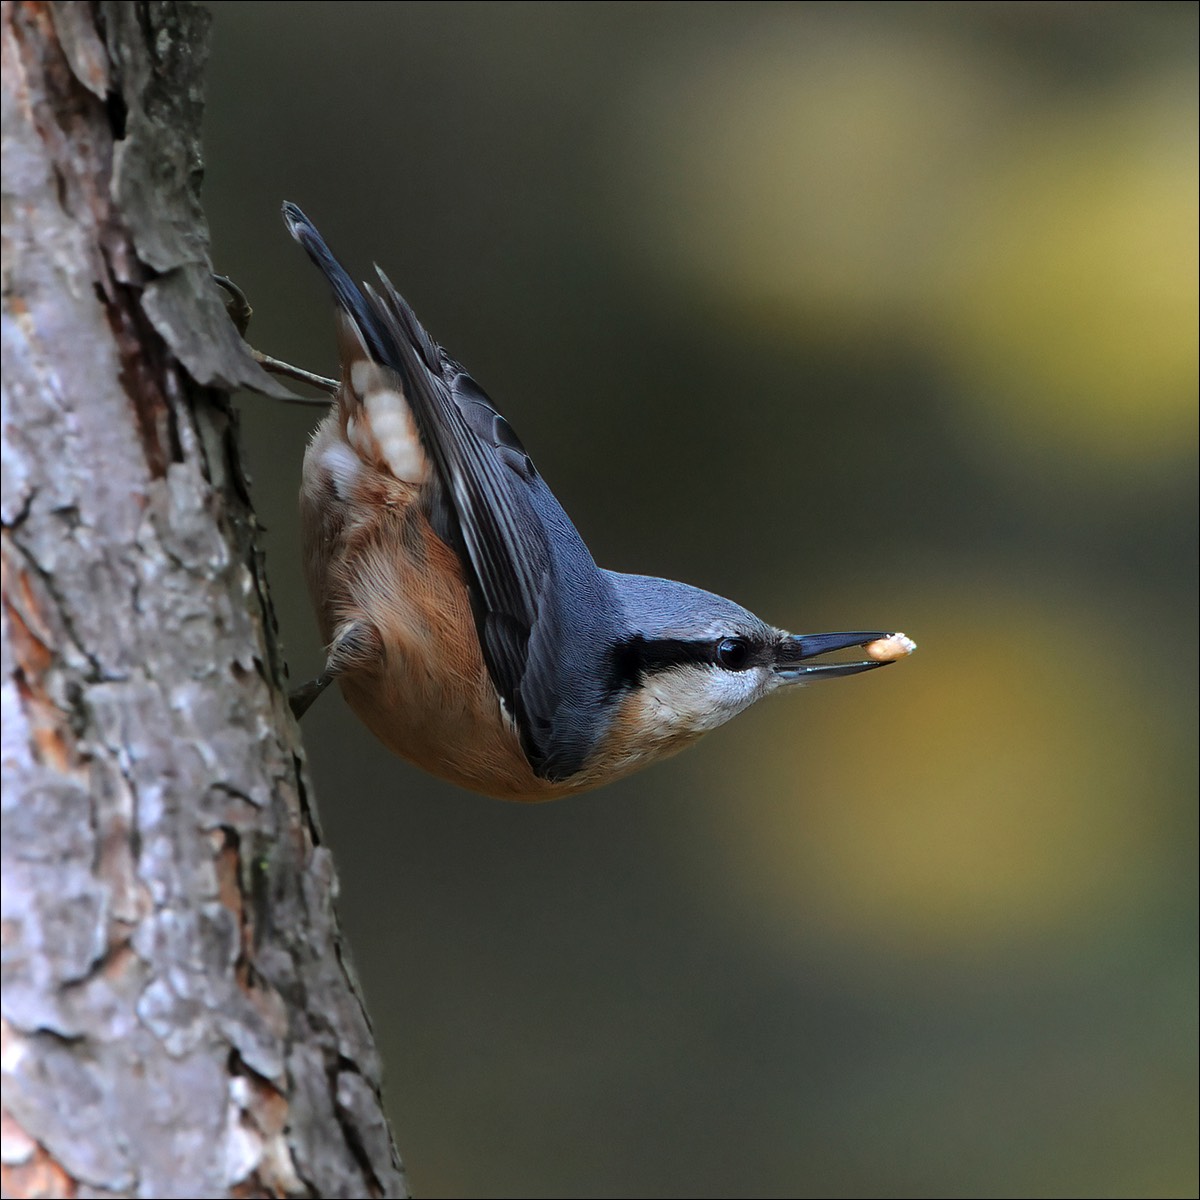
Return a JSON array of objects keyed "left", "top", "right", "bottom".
[{"left": 203, "top": 4, "right": 1197, "bottom": 1196}]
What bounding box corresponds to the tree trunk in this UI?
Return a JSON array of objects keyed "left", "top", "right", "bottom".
[{"left": 1, "top": 3, "right": 406, "bottom": 1195}]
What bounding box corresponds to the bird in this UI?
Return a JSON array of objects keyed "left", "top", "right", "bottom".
[{"left": 281, "top": 202, "right": 914, "bottom": 801}]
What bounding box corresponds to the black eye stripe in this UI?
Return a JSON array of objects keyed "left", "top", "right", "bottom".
[{"left": 608, "top": 635, "right": 763, "bottom": 689}]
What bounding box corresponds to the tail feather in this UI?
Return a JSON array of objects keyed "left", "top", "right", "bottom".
[
  {"left": 285, "top": 202, "right": 435, "bottom": 487},
  {"left": 282, "top": 201, "right": 444, "bottom": 400},
  {"left": 282, "top": 203, "right": 376, "bottom": 341}
]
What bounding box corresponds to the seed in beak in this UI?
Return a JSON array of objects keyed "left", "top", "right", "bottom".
[{"left": 864, "top": 632, "right": 917, "bottom": 663}]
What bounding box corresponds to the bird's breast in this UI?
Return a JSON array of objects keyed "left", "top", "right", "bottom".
[{"left": 575, "top": 680, "right": 710, "bottom": 789}]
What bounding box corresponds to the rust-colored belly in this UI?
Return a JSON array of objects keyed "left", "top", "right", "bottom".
[{"left": 300, "top": 417, "right": 571, "bottom": 801}]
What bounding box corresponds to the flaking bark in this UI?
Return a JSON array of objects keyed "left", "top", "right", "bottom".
[{"left": 0, "top": 3, "right": 406, "bottom": 1195}]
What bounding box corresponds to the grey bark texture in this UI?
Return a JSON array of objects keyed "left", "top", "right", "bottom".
[{"left": 1, "top": 3, "right": 407, "bottom": 1196}]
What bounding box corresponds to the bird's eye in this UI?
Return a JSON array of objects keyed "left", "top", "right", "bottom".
[{"left": 715, "top": 637, "right": 751, "bottom": 670}]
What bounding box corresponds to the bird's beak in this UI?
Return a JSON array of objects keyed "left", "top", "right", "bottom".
[{"left": 774, "top": 630, "right": 915, "bottom": 681}]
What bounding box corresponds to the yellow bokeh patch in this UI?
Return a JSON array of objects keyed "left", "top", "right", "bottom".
[
  {"left": 693, "top": 580, "right": 1174, "bottom": 961},
  {"left": 935, "top": 78, "right": 1198, "bottom": 466}
]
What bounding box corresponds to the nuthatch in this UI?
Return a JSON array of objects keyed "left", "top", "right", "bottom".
[{"left": 282, "top": 203, "right": 915, "bottom": 801}]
